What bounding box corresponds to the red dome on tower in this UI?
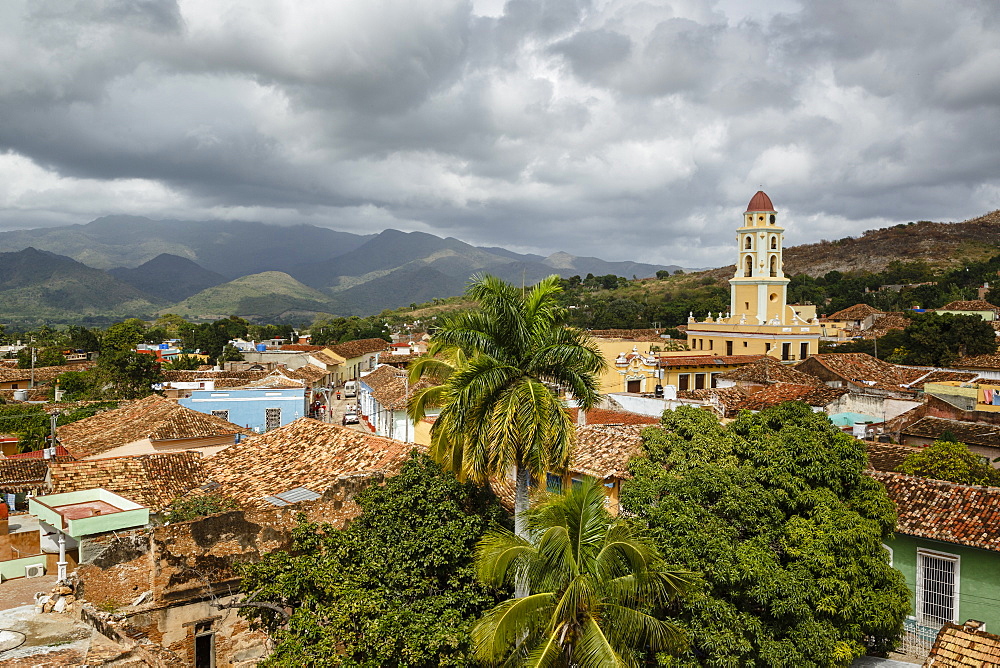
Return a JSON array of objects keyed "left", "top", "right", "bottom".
[{"left": 746, "top": 191, "right": 775, "bottom": 212}]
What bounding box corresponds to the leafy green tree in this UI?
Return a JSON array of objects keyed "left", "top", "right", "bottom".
[
  {"left": 165, "top": 494, "right": 239, "bottom": 522},
  {"left": 162, "top": 354, "right": 205, "bottom": 371},
  {"left": 237, "top": 454, "right": 507, "bottom": 667},
  {"left": 102, "top": 318, "right": 146, "bottom": 352},
  {"left": 895, "top": 312, "right": 995, "bottom": 366},
  {"left": 17, "top": 347, "right": 66, "bottom": 368},
  {"left": 411, "top": 274, "right": 605, "bottom": 539},
  {"left": 218, "top": 344, "right": 244, "bottom": 363},
  {"left": 622, "top": 404, "right": 909, "bottom": 666},
  {"left": 473, "top": 477, "right": 694, "bottom": 667},
  {"left": 67, "top": 325, "right": 100, "bottom": 352},
  {"left": 899, "top": 439, "right": 1000, "bottom": 486},
  {"left": 92, "top": 350, "right": 163, "bottom": 399}
]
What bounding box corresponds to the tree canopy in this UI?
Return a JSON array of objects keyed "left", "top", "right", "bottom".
[
  {"left": 899, "top": 439, "right": 1000, "bottom": 486},
  {"left": 237, "top": 454, "right": 508, "bottom": 667},
  {"left": 621, "top": 404, "right": 909, "bottom": 666}
]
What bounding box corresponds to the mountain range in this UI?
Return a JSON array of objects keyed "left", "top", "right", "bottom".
[{"left": 0, "top": 217, "right": 680, "bottom": 324}]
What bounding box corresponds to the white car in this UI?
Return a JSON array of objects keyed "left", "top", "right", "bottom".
[{"left": 342, "top": 409, "right": 359, "bottom": 425}]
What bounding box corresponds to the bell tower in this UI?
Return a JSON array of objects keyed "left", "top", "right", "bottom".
[{"left": 730, "top": 191, "right": 789, "bottom": 325}]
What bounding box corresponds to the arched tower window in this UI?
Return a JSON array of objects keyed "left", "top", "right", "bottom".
[
  {"left": 769, "top": 255, "right": 777, "bottom": 277},
  {"left": 769, "top": 214, "right": 776, "bottom": 224},
  {"left": 770, "top": 235, "right": 777, "bottom": 250},
  {"left": 744, "top": 255, "right": 753, "bottom": 277},
  {"left": 744, "top": 236, "right": 753, "bottom": 250}
]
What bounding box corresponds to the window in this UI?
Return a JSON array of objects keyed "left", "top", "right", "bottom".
[
  {"left": 211, "top": 410, "right": 229, "bottom": 422},
  {"left": 265, "top": 408, "right": 281, "bottom": 431},
  {"left": 800, "top": 342, "right": 809, "bottom": 360},
  {"left": 743, "top": 341, "right": 748, "bottom": 347},
  {"left": 765, "top": 342, "right": 771, "bottom": 352},
  {"left": 194, "top": 621, "right": 215, "bottom": 668},
  {"left": 769, "top": 255, "right": 777, "bottom": 277},
  {"left": 781, "top": 342, "right": 791, "bottom": 361},
  {"left": 678, "top": 374, "right": 690, "bottom": 391},
  {"left": 744, "top": 255, "right": 753, "bottom": 277},
  {"left": 571, "top": 477, "right": 584, "bottom": 490},
  {"left": 744, "top": 236, "right": 752, "bottom": 249},
  {"left": 695, "top": 373, "right": 706, "bottom": 390},
  {"left": 917, "top": 550, "right": 959, "bottom": 627},
  {"left": 626, "top": 379, "right": 641, "bottom": 393},
  {"left": 769, "top": 214, "right": 776, "bottom": 224},
  {"left": 546, "top": 473, "right": 563, "bottom": 494},
  {"left": 710, "top": 373, "right": 720, "bottom": 388},
  {"left": 770, "top": 235, "right": 777, "bottom": 249},
  {"left": 726, "top": 341, "right": 733, "bottom": 355},
  {"left": 10, "top": 384, "right": 17, "bottom": 389},
  {"left": 708, "top": 340, "right": 713, "bottom": 350}
]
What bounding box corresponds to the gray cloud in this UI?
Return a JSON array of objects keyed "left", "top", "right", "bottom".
[{"left": 0, "top": 0, "right": 998, "bottom": 270}]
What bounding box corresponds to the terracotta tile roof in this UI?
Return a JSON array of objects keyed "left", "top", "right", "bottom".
[
  {"left": 56, "top": 395, "right": 254, "bottom": 459},
  {"left": 676, "top": 387, "right": 749, "bottom": 415},
  {"left": 901, "top": 416, "right": 1000, "bottom": 448},
  {"left": 863, "top": 440, "right": 921, "bottom": 473},
  {"left": 362, "top": 364, "right": 433, "bottom": 410},
  {"left": 718, "top": 356, "right": 822, "bottom": 385},
  {"left": 282, "top": 364, "right": 328, "bottom": 384},
  {"left": 906, "top": 371, "right": 980, "bottom": 390},
  {"left": 48, "top": 452, "right": 207, "bottom": 511},
  {"left": 567, "top": 408, "right": 659, "bottom": 427},
  {"left": 657, "top": 354, "right": 767, "bottom": 369},
  {"left": 309, "top": 349, "right": 346, "bottom": 366},
  {"left": 0, "top": 458, "right": 51, "bottom": 491},
  {"left": 278, "top": 344, "right": 326, "bottom": 352},
  {"left": 241, "top": 373, "right": 305, "bottom": 390},
  {"left": 6, "top": 445, "right": 70, "bottom": 459},
  {"left": 199, "top": 417, "right": 421, "bottom": 509},
  {"left": 162, "top": 370, "right": 271, "bottom": 387},
  {"left": 936, "top": 299, "right": 1000, "bottom": 313},
  {"left": 870, "top": 471, "right": 1000, "bottom": 552},
  {"left": 796, "top": 353, "right": 918, "bottom": 394},
  {"left": 328, "top": 338, "right": 391, "bottom": 360},
  {"left": 845, "top": 313, "right": 911, "bottom": 339},
  {"left": 925, "top": 621, "right": 1000, "bottom": 666},
  {"left": 953, "top": 354, "right": 1000, "bottom": 370},
  {"left": 826, "top": 304, "right": 883, "bottom": 320},
  {"left": 0, "top": 362, "right": 95, "bottom": 385},
  {"left": 569, "top": 424, "right": 646, "bottom": 479},
  {"left": 379, "top": 352, "right": 422, "bottom": 366},
  {"left": 733, "top": 382, "right": 847, "bottom": 411}
]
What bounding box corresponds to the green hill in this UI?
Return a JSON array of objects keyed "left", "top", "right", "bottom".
[
  {"left": 0, "top": 248, "right": 160, "bottom": 324},
  {"left": 164, "top": 271, "right": 338, "bottom": 320}
]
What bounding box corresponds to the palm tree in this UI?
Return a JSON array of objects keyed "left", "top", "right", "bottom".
[
  {"left": 472, "top": 478, "right": 695, "bottom": 667},
  {"left": 408, "top": 274, "right": 606, "bottom": 538}
]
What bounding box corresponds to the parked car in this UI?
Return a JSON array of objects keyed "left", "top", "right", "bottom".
[
  {"left": 342, "top": 408, "right": 359, "bottom": 425},
  {"left": 344, "top": 380, "right": 357, "bottom": 398}
]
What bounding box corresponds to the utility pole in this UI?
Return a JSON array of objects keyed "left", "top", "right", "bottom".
[{"left": 30, "top": 341, "right": 36, "bottom": 389}]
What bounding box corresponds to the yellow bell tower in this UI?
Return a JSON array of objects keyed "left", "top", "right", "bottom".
[
  {"left": 683, "top": 190, "right": 819, "bottom": 362},
  {"left": 730, "top": 190, "right": 789, "bottom": 325}
]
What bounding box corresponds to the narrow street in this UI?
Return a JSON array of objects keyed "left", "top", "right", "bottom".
[{"left": 322, "top": 391, "right": 370, "bottom": 433}]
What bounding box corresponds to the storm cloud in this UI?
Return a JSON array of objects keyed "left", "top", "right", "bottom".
[{"left": 0, "top": 0, "right": 998, "bottom": 267}]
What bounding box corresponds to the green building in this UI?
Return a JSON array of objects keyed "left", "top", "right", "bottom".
[{"left": 873, "top": 471, "right": 1000, "bottom": 644}]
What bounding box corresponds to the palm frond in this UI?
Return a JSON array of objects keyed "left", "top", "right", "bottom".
[{"left": 472, "top": 592, "right": 557, "bottom": 665}]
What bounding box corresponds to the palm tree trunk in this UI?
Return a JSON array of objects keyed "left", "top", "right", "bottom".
[{"left": 514, "top": 464, "right": 531, "bottom": 598}]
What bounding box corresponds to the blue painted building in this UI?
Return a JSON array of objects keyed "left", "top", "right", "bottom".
[{"left": 179, "top": 387, "right": 307, "bottom": 434}]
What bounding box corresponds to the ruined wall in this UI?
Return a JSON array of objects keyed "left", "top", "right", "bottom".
[{"left": 75, "top": 473, "right": 383, "bottom": 666}]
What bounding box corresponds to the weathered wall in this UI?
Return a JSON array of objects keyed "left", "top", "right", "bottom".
[{"left": 75, "top": 473, "right": 384, "bottom": 665}]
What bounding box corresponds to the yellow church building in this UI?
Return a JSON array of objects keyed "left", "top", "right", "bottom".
[{"left": 684, "top": 191, "right": 819, "bottom": 361}]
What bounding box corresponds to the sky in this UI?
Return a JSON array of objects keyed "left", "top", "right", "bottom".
[{"left": 1, "top": 0, "right": 999, "bottom": 268}]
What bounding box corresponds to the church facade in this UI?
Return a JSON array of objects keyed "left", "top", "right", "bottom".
[{"left": 684, "top": 191, "right": 819, "bottom": 361}]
